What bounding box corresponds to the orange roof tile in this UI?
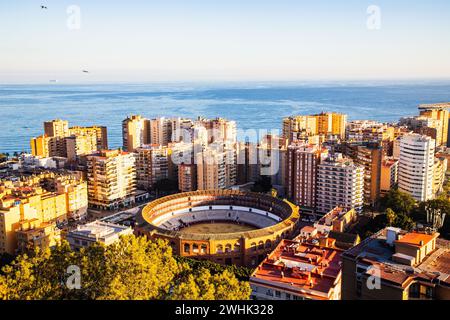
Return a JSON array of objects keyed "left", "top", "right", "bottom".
[{"left": 395, "top": 232, "right": 437, "bottom": 247}]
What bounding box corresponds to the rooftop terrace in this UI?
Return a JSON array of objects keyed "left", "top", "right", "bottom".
[{"left": 250, "top": 239, "right": 343, "bottom": 299}]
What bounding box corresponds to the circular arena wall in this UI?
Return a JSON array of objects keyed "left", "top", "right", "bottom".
[{"left": 136, "top": 189, "right": 300, "bottom": 267}]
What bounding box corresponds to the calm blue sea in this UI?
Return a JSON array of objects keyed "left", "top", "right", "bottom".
[{"left": 1, "top": 81, "right": 450, "bottom": 153}]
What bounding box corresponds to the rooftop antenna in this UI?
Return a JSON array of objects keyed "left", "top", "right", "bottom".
[{"left": 426, "top": 206, "right": 446, "bottom": 231}]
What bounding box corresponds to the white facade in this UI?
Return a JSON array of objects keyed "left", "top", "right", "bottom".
[
  {"left": 316, "top": 154, "right": 364, "bottom": 214},
  {"left": 67, "top": 220, "right": 133, "bottom": 249},
  {"left": 398, "top": 134, "right": 435, "bottom": 201}
]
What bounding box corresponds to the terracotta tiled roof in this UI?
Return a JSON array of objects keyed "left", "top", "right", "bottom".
[{"left": 395, "top": 232, "right": 437, "bottom": 247}]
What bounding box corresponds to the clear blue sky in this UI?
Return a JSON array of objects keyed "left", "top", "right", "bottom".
[{"left": 1, "top": 0, "right": 450, "bottom": 83}]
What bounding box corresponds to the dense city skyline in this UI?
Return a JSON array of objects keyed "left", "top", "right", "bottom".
[
  {"left": 1, "top": 99, "right": 449, "bottom": 302},
  {"left": 1, "top": 0, "right": 450, "bottom": 306}
]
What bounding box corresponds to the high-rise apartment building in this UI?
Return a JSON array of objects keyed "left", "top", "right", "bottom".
[
  {"left": 171, "top": 118, "right": 194, "bottom": 143},
  {"left": 196, "top": 148, "right": 222, "bottom": 190},
  {"left": 257, "top": 135, "right": 287, "bottom": 186},
  {"left": 44, "top": 119, "right": 69, "bottom": 137},
  {"left": 346, "top": 121, "right": 395, "bottom": 143},
  {"left": 236, "top": 141, "right": 259, "bottom": 185},
  {"left": 316, "top": 112, "right": 347, "bottom": 139},
  {"left": 122, "top": 115, "right": 150, "bottom": 152},
  {"left": 149, "top": 117, "right": 172, "bottom": 146},
  {"left": 178, "top": 163, "right": 197, "bottom": 192},
  {"left": 30, "top": 135, "right": 51, "bottom": 158},
  {"left": 316, "top": 154, "right": 364, "bottom": 214},
  {"left": 343, "top": 142, "right": 382, "bottom": 206},
  {"left": 285, "top": 143, "right": 328, "bottom": 211},
  {"left": 380, "top": 158, "right": 398, "bottom": 196},
  {"left": 69, "top": 126, "right": 108, "bottom": 150},
  {"left": 31, "top": 120, "right": 107, "bottom": 159},
  {"left": 282, "top": 115, "right": 317, "bottom": 142},
  {"left": 418, "top": 103, "right": 449, "bottom": 147},
  {"left": 86, "top": 150, "right": 137, "bottom": 210},
  {"left": 196, "top": 144, "right": 236, "bottom": 190},
  {"left": 433, "top": 157, "right": 447, "bottom": 195},
  {"left": 135, "top": 145, "right": 170, "bottom": 190},
  {"left": 196, "top": 117, "right": 237, "bottom": 144},
  {"left": 282, "top": 112, "right": 347, "bottom": 142},
  {"left": 65, "top": 134, "right": 97, "bottom": 162},
  {"left": 398, "top": 134, "right": 435, "bottom": 202}
]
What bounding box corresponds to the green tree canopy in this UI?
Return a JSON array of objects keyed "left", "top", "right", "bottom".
[
  {"left": 0, "top": 235, "right": 250, "bottom": 300},
  {"left": 413, "top": 198, "right": 450, "bottom": 240},
  {"left": 170, "top": 268, "right": 251, "bottom": 300},
  {"left": 361, "top": 208, "right": 415, "bottom": 239},
  {"left": 381, "top": 189, "right": 416, "bottom": 215}
]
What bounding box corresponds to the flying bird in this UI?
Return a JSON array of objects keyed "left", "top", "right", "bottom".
[
  {"left": 41, "top": 5, "right": 48, "bottom": 9},
  {"left": 82, "top": 70, "right": 89, "bottom": 73}
]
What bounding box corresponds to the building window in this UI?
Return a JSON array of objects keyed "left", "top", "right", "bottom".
[
  {"left": 275, "top": 291, "right": 281, "bottom": 298},
  {"left": 184, "top": 243, "right": 190, "bottom": 253}
]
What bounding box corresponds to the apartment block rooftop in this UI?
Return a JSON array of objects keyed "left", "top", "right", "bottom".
[
  {"left": 343, "top": 227, "right": 450, "bottom": 288},
  {"left": 67, "top": 220, "right": 133, "bottom": 246},
  {"left": 314, "top": 207, "right": 356, "bottom": 234},
  {"left": 250, "top": 238, "right": 344, "bottom": 300}
]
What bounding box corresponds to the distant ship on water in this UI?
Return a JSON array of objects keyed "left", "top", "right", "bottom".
[{"left": 49, "top": 79, "right": 58, "bottom": 83}]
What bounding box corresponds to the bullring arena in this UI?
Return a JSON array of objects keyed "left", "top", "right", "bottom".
[{"left": 136, "top": 190, "right": 300, "bottom": 267}]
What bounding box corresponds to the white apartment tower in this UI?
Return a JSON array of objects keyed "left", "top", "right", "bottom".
[
  {"left": 316, "top": 153, "right": 364, "bottom": 214},
  {"left": 398, "top": 133, "right": 435, "bottom": 201}
]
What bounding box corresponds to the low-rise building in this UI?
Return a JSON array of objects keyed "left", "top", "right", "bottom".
[
  {"left": 342, "top": 227, "right": 450, "bottom": 300},
  {"left": 295, "top": 225, "right": 360, "bottom": 251},
  {"left": 314, "top": 207, "right": 357, "bottom": 234},
  {"left": 0, "top": 170, "right": 87, "bottom": 254},
  {"left": 66, "top": 220, "right": 133, "bottom": 250},
  {"left": 250, "top": 238, "right": 344, "bottom": 300},
  {"left": 16, "top": 220, "right": 61, "bottom": 253}
]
